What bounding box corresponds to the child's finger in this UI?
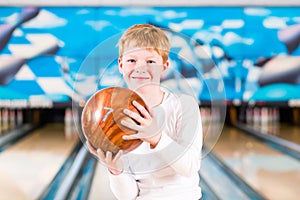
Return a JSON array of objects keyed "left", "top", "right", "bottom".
[
  {"left": 96, "top": 148, "right": 106, "bottom": 161},
  {"left": 123, "top": 109, "right": 144, "bottom": 123},
  {"left": 122, "top": 132, "right": 148, "bottom": 140},
  {"left": 113, "top": 150, "right": 123, "bottom": 162},
  {"left": 105, "top": 151, "right": 113, "bottom": 162},
  {"left": 121, "top": 119, "right": 142, "bottom": 132},
  {"left": 133, "top": 100, "right": 151, "bottom": 119}
]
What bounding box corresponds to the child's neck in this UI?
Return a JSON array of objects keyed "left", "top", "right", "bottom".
[{"left": 136, "top": 87, "right": 164, "bottom": 108}]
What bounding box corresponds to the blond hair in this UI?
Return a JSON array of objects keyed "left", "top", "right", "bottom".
[{"left": 117, "top": 24, "right": 170, "bottom": 63}]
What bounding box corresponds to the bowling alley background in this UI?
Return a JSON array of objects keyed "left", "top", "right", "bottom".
[
  {"left": 0, "top": 6, "right": 300, "bottom": 124},
  {"left": 1, "top": 3, "right": 300, "bottom": 200}
]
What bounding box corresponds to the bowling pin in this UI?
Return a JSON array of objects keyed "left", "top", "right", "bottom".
[
  {"left": 212, "top": 107, "right": 220, "bottom": 123},
  {"left": 261, "top": 107, "right": 268, "bottom": 124},
  {"left": 2, "top": 108, "right": 8, "bottom": 132},
  {"left": 17, "top": 109, "right": 23, "bottom": 126},
  {"left": 272, "top": 108, "right": 280, "bottom": 135},
  {"left": 200, "top": 107, "right": 209, "bottom": 136},
  {"left": 0, "top": 8, "right": 61, "bottom": 85},
  {"left": 0, "top": 24, "right": 15, "bottom": 51},
  {"left": 200, "top": 108, "right": 206, "bottom": 125},
  {"left": 64, "top": 107, "right": 73, "bottom": 139},
  {"left": 278, "top": 23, "right": 300, "bottom": 54},
  {"left": 246, "top": 107, "right": 253, "bottom": 124},
  {"left": 9, "top": 109, "right": 15, "bottom": 130},
  {"left": 71, "top": 107, "right": 79, "bottom": 137},
  {"left": 0, "top": 56, "right": 28, "bottom": 85},
  {"left": 0, "top": 33, "right": 61, "bottom": 85},
  {"left": 253, "top": 107, "right": 260, "bottom": 127},
  {"left": 0, "top": 7, "right": 39, "bottom": 51},
  {"left": 261, "top": 107, "right": 268, "bottom": 133},
  {"left": 0, "top": 109, "right": 2, "bottom": 134},
  {"left": 14, "top": 7, "right": 40, "bottom": 27}
]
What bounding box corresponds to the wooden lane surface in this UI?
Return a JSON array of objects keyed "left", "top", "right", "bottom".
[
  {"left": 212, "top": 125, "right": 300, "bottom": 200},
  {"left": 0, "top": 123, "right": 78, "bottom": 200}
]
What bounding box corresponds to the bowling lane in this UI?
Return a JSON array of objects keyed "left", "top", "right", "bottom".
[
  {"left": 88, "top": 162, "right": 117, "bottom": 200},
  {"left": 275, "top": 123, "right": 300, "bottom": 144},
  {"left": 253, "top": 123, "right": 300, "bottom": 145},
  {"left": 211, "top": 125, "right": 300, "bottom": 200},
  {"left": 0, "top": 123, "right": 78, "bottom": 200}
]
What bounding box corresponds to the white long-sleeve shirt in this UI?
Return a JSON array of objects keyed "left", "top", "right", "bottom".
[{"left": 109, "top": 92, "right": 203, "bottom": 200}]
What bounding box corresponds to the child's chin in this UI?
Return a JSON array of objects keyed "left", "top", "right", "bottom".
[{"left": 128, "top": 81, "right": 150, "bottom": 89}]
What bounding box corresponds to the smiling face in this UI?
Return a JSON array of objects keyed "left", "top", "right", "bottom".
[{"left": 118, "top": 46, "right": 169, "bottom": 92}]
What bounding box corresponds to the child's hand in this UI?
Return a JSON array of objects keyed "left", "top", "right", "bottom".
[
  {"left": 86, "top": 141, "right": 124, "bottom": 175},
  {"left": 121, "top": 100, "right": 163, "bottom": 148}
]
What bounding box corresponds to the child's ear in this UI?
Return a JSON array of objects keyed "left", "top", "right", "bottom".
[
  {"left": 163, "top": 59, "right": 169, "bottom": 72},
  {"left": 118, "top": 57, "right": 123, "bottom": 74},
  {"left": 161, "top": 59, "right": 169, "bottom": 78}
]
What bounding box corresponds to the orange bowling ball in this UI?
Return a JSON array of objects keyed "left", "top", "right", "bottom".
[{"left": 81, "top": 87, "right": 145, "bottom": 155}]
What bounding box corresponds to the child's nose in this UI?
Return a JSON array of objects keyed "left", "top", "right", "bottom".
[
  {"left": 134, "top": 61, "right": 147, "bottom": 71},
  {"left": 134, "top": 67, "right": 147, "bottom": 74}
]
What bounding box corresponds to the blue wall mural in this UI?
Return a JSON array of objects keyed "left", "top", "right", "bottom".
[{"left": 0, "top": 7, "right": 300, "bottom": 108}]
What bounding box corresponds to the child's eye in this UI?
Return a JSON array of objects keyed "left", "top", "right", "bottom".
[
  {"left": 147, "top": 60, "right": 156, "bottom": 64},
  {"left": 127, "top": 59, "right": 136, "bottom": 63}
]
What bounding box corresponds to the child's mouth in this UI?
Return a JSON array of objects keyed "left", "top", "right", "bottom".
[{"left": 132, "top": 76, "right": 149, "bottom": 80}]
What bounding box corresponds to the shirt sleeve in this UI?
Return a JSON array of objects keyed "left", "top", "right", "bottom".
[
  {"left": 108, "top": 171, "right": 139, "bottom": 200},
  {"left": 153, "top": 94, "right": 203, "bottom": 177}
]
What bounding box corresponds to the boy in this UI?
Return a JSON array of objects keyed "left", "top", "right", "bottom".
[{"left": 87, "top": 24, "right": 203, "bottom": 199}]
